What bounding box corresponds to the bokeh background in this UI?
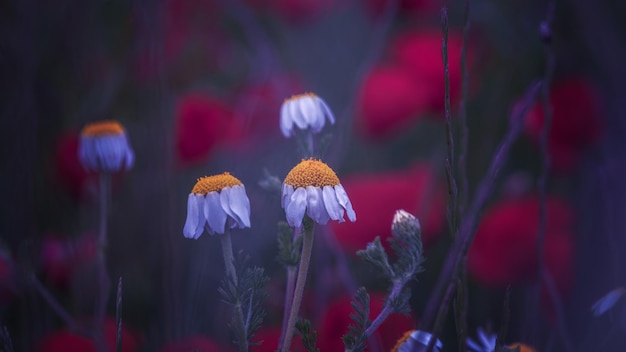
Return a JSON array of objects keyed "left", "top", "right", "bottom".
[{"left": 1, "top": 0, "right": 625, "bottom": 350}]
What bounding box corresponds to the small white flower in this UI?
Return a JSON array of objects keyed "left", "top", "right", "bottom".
[
  {"left": 391, "top": 209, "right": 421, "bottom": 237},
  {"left": 183, "top": 173, "right": 251, "bottom": 239},
  {"left": 280, "top": 93, "right": 335, "bottom": 138},
  {"left": 79, "top": 120, "right": 134, "bottom": 173},
  {"left": 281, "top": 159, "right": 355, "bottom": 228},
  {"left": 466, "top": 327, "right": 496, "bottom": 352}
]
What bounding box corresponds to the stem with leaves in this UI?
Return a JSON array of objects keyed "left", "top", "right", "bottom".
[{"left": 220, "top": 229, "right": 248, "bottom": 352}]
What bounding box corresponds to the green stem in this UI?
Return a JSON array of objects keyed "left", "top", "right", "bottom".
[
  {"left": 220, "top": 229, "right": 248, "bottom": 352},
  {"left": 279, "top": 266, "right": 297, "bottom": 349},
  {"left": 281, "top": 220, "right": 315, "bottom": 352}
]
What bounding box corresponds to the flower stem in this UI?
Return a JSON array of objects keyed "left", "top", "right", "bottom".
[
  {"left": 281, "top": 219, "right": 315, "bottom": 352},
  {"left": 220, "top": 229, "right": 248, "bottom": 352},
  {"left": 94, "top": 172, "right": 111, "bottom": 352},
  {"left": 279, "top": 265, "right": 297, "bottom": 349}
]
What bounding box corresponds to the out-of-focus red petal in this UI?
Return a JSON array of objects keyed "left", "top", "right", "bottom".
[{"left": 330, "top": 163, "right": 446, "bottom": 254}]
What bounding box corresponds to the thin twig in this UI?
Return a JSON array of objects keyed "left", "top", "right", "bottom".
[
  {"left": 116, "top": 277, "right": 122, "bottom": 352},
  {"left": 421, "top": 81, "right": 542, "bottom": 330},
  {"left": 458, "top": 0, "right": 471, "bottom": 215}
]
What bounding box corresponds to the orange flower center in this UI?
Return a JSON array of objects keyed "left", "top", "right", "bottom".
[
  {"left": 391, "top": 330, "right": 416, "bottom": 352},
  {"left": 507, "top": 343, "right": 536, "bottom": 352},
  {"left": 284, "top": 159, "right": 340, "bottom": 188},
  {"left": 191, "top": 172, "right": 242, "bottom": 195},
  {"left": 81, "top": 120, "right": 125, "bottom": 136},
  {"left": 284, "top": 92, "right": 317, "bottom": 103}
]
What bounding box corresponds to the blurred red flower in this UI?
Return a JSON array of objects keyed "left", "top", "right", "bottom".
[
  {"left": 37, "top": 317, "right": 141, "bottom": 352},
  {"left": 330, "top": 163, "right": 446, "bottom": 255},
  {"left": 243, "top": 0, "right": 334, "bottom": 23},
  {"left": 467, "top": 195, "right": 575, "bottom": 296},
  {"left": 390, "top": 29, "right": 466, "bottom": 114},
  {"left": 316, "top": 292, "right": 415, "bottom": 352},
  {"left": 524, "top": 78, "right": 603, "bottom": 173},
  {"left": 356, "top": 65, "right": 431, "bottom": 140},
  {"left": 364, "top": 0, "right": 441, "bottom": 19},
  {"left": 159, "top": 335, "right": 227, "bottom": 352},
  {"left": 250, "top": 326, "right": 305, "bottom": 352},
  {"left": 234, "top": 74, "right": 305, "bottom": 146},
  {"left": 175, "top": 93, "right": 244, "bottom": 165},
  {"left": 40, "top": 233, "right": 98, "bottom": 290},
  {"left": 53, "top": 132, "right": 96, "bottom": 200}
]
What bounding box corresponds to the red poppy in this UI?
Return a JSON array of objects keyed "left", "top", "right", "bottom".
[
  {"left": 159, "top": 335, "right": 227, "bottom": 352},
  {"left": 467, "top": 195, "right": 575, "bottom": 296},
  {"left": 175, "top": 93, "right": 244, "bottom": 165},
  {"left": 355, "top": 65, "right": 431, "bottom": 140},
  {"left": 37, "top": 317, "right": 141, "bottom": 352},
  {"left": 250, "top": 326, "right": 305, "bottom": 352},
  {"left": 330, "top": 163, "right": 446, "bottom": 255},
  {"left": 390, "top": 29, "right": 467, "bottom": 115},
  {"left": 524, "top": 78, "right": 603, "bottom": 173},
  {"left": 316, "top": 292, "right": 415, "bottom": 352},
  {"left": 40, "top": 233, "right": 99, "bottom": 290}
]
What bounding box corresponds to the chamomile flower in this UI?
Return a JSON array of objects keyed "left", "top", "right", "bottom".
[
  {"left": 280, "top": 93, "right": 335, "bottom": 138},
  {"left": 78, "top": 120, "right": 134, "bottom": 173},
  {"left": 183, "top": 173, "right": 251, "bottom": 239},
  {"left": 282, "top": 159, "right": 356, "bottom": 228},
  {"left": 392, "top": 330, "right": 443, "bottom": 352},
  {"left": 467, "top": 327, "right": 496, "bottom": 352}
]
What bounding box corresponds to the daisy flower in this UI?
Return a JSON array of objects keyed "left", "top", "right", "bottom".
[
  {"left": 183, "top": 172, "right": 251, "bottom": 239},
  {"left": 78, "top": 120, "right": 134, "bottom": 173},
  {"left": 391, "top": 330, "right": 442, "bottom": 352},
  {"left": 280, "top": 93, "right": 335, "bottom": 138},
  {"left": 281, "top": 158, "right": 356, "bottom": 227}
]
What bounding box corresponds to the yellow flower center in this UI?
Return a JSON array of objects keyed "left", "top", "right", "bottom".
[
  {"left": 284, "top": 92, "right": 317, "bottom": 103},
  {"left": 391, "top": 330, "right": 416, "bottom": 352},
  {"left": 81, "top": 120, "right": 125, "bottom": 136},
  {"left": 284, "top": 159, "right": 340, "bottom": 188},
  {"left": 507, "top": 343, "right": 536, "bottom": 352},
  {"left": 191, "top": 172, "right": 242, "bottom": 195}
]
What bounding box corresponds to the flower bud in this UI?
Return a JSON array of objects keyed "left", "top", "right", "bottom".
[{"left": 391, "top": 209, "right": 421, "bottom": 238}]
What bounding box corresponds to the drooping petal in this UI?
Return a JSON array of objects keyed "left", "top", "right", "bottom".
[
  {"left": 280, "top": 102, "right": 295, "bottom": 137},
  {"left": 289, "top": 99, "right": 308, "bottom": 130},
  {"left": 183, "top": 194, "right": 206, "bottom": 239},
  {"left": 334, "top": 184, "right": 356, "bottom": 222},
  {"left": 306, "top": 186, "right": 330, "bottom": 224},
  {"left": 299, "top": 96, "right": 323, "bottom": 132},
  {"left": 219, "top": 187, "right": 239, "bottom": 224},
  {"left": 228, "top": 185, "right": 251, "bottom": 228},
  {"left": 124, "top": 143, "right": 135, "bottom": 170},
  {"left": 592, "top": 288, "right": 626, "bottom": 316},
  {"left": 281, "top": 184, "right": 294, "bottom": 209},
  {"left": 78, "top": 137, "right": 96, "bottom": 171},
  {"left": 466, "top": 337, "right": 484, "bottom": 352},
  {"left": 319, "top": 97, "right": 336, "bottom": 125},
  {"left": 322, "top": 185, "right": 344, "bottom": 221},
  {"left": 204, "top": 191, "right": 228, "bottom": 234},
  {"left": 286, "top": 187, "right": 307, "bottom": 227}
]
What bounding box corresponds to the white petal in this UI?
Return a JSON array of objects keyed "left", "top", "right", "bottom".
[
  {"left": 124, "top": 145, "right": 135, "bottom": 170},
  {"left": 183, "top": 194, "right": 206, "bottom": 239},
  {"left": 280, "top": 102, "right": 294, "bottom": 137},
  {"left": 289, "top": 99, "right": 308, "bottom": 130},
  {"left": 477, "top": 328, "right": 495, "bottom": 351},
  {"left": 299, "top": 96, "right": 322, "bottom": 131},
  {"left": 305, "top": 186, "right": 330, "bottom": 225},
  {"left": 466, "top": 337, "right": 484, "bottom": 352},
  {"left": 228, "top": 185, "right": 251, "bottom": 228},
  {"left": 78, "top": 137, "right": 95, "bottom": 171},
  {"left": 204, "top": 191, "right": 227, "bottom": 234},
  {"left": 322, "top": 185, "right": 344, "bottom": 221},
  {"left": 334, "top": 184, "right": 356, "bottom": 222},
  {"left": 219, "top": 187, "right": 239, "bottom": 223},
  {"left": 281, "top": 183, "right": 294, "bottom": 209},
  {"left": 592, "top": 288, "right": 626, "bottom": 316},
  {"left": 286, "top": 187, "right": 307, "bottom": 227},
  {"left": 319, "top": 97, "right": 335, "bottom": 125}
]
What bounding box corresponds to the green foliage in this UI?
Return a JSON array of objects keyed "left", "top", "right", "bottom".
[
  {"left": 218, "top": 252, "right": 269, "bottom": 349},
  {"left": 276, "top": 221, "right": 302, "bottom": 267},
  {"left": 296, "top": 319, "right": 320, "bottom": 352},
  {"left": 342, "top": 287, "right": 371, "bottom": 352},
  {"left": 357, "top": 237, "right": 395, "bottom": 279}
]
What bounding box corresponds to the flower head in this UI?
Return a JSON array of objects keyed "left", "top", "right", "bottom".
[
  {"left": 392, "top": 330, "right": 443, "bottom": 352},
  {"left": 78, "top": 120, "right": 134, "bottom": 173},
  {"left": 282, "top": 159, "right": 355, "bottom": 227},
  {"left": 467, "top": 328, "right": 536, "bottom": 352},
  {"left": 183, "top": 173, "right": 251, "bottom": 239},
  {"left": 280, "top": 93, "right": 335, "bottom": 138}
]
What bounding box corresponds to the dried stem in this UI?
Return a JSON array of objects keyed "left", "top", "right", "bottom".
[{"left": 421, "top": 81, "right": 542, "bottom": 330}]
